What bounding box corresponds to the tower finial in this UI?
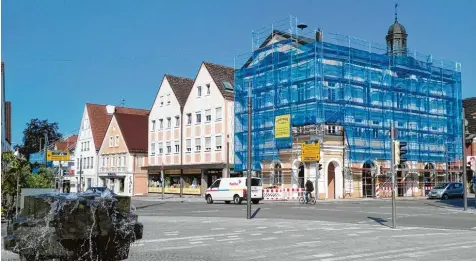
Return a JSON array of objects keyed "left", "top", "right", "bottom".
[{"left": 395, "top": 3, "right": 398, "bottom": 22}]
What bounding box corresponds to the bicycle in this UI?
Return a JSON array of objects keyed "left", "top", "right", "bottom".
[{"left": 298, "top": 193, "right": 316, "bottom": 205}]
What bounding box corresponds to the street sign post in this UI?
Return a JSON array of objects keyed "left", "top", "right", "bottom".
[{"left": 47, "top": 150, "right": 70, "bottom": 162}]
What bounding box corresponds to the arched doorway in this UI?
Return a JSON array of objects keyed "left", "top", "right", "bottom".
[
  {"left": 298, "top": 162, "right": 305, "bottom": 188},
  {"left": 362, "top": 160, "right": 375, "bottom": 198},
  {"left": 328, "top": 162, "right": 336, "bottom": 199}
]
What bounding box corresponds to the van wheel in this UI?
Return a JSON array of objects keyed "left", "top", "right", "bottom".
[
  {"left": 252, "top": 200, "right": 260, "bottom": 204},
  {"left": 233, "top": 195, "right": 242, "bottom": 205},
  {"left": 206, "top": 195, "right": 213, "bottom": 204},
  {"left": 225, "top": 201, "right": 231, "bottom": 204},
  {"left": 441, "top": 193, "right": 449, "bottom": 200}
]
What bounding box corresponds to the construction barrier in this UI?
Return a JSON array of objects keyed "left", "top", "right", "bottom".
[{"left": 263, "top": 188, "right": 306, "bottom": 201}]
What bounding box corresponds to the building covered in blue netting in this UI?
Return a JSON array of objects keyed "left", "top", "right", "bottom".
[{"left": 233, "top": 16, "right": 463, "bottom": 199}]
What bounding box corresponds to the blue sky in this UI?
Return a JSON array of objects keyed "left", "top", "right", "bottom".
[{"left": 2, "top": 0, "right": 475, "bottom": 145}]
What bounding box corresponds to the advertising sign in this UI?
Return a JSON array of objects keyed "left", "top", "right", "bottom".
[
  {"left": 301, "top": 141, "right": 320, "bottom": 162},
  {"left": 275, "top": 114, "right": 291, "bottom": 138},
  {"left": 47, "top": 150, "right": 70, "bottom": 161}
]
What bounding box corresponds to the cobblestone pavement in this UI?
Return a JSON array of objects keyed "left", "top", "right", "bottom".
[{"left": 2, "top": 215, "right": 475, "bottom": 261}]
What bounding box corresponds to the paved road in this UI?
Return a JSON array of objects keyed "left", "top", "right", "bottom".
[
  {"left": 132, "top": 198, "right": 476, "bottom": 230},
  {"left": 2, "top": 198, "right": 475, "bottom": 260}
]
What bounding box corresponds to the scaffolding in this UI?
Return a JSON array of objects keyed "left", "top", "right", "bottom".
[{"left": 234, "top": 16, "right": 463, "bottom": 176}]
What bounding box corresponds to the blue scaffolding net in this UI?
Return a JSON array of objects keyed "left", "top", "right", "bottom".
[{"left": 234, "top": 17, "right": 463, "bottom": 172}]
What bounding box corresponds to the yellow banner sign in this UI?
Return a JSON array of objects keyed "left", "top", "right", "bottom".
[
  {"left": 301, "top": 142, "right": 320, "bottom": 162},
  {"left": 275, "top": 114, "right": 291, "bottom": 138},
  {"left": 47, "top": 150, "right": 70, "bottom": 161}
]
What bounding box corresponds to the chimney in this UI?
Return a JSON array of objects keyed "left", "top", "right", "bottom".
[
  {"left": 106, "top": 105, "right": 116, "bottom": 115},
  {"left": 316, "top": 29, "right": 323, "bottom": 42}
]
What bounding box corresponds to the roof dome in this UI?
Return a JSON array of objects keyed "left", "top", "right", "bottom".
[{"left": 387, "top": 21, "right": 407, "bottom": 35}]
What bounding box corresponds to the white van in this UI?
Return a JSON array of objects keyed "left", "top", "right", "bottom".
[{"left": 205, "top": 177, "right": 263, "bottom": 205}]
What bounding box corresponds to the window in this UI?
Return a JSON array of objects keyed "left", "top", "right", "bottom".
[
  {"left": 151, "top": 143, "right": 156, "bottom": 156},
  {"left": 175, "top": 116, "right": 180, "bottom": 127},
  {"left": 216, "top": 135, "right": 222, "bottom": 150},
  {"left": 196, "top": 112, "right": 201, "bottom": 124},
  {"left": 90, "top": 157, "right": 94, "bottom": 169},
  {"left": 215, "top": 107, "right": 222, "bottom": 121},
  {"left": 160, "top": 96, "right": 164, "bottom": 106},
  {"left": 81, "top": 142, "right": 84, "bottom": 151},
  {"left": 111, "top": 156, "right": 115, "bottom": 167},
  {"left": 115, "top": 135, "right": 119, "bottom": 147},
  {"left": 167, "top": 117, "right": 171, "bottom": 129},
  {"left": 158, "top": 142, "right": 163, "bottom": 154},
  {"left": 205, "top": 109, "right": 211, "bottom": 123},
  {"left": 174, "top": 141, "right": 180, "bottom": 154},
  {"left": 136, "top": 156, "right": 143, "bottom": 167},
  {"left": 123, "top": 155, "right": 127, "bottom": 167},
  {"left": 186, "top": 113, "right": 192, "bottom": 125},
  {"left": 210, "top": 179, "right": 221, "bottom": 188},
  {"left": 159, "top": 119, "right": 163, "bottom": 129},
  {"left": 119, "top": 155, "right": 122, "bottom": 167},
  {"left": 195, "top": 138, "right": 201, "bottom": 151},
  {"left": 186, "top": 139, "right": 192, "bottom": 153},
  {"left": 102, "top": 156, "right": 105, "bottom": 167},
  {"left": 151, "top": 120, "right": 156, "bottom": 131},
  {"left": 166, "top": 142, "right": 171, "bottom": 154},
  {"left": 197, "top": 86, "right": 202, "bottom": 97},
  {"left": 87, "top": 141, "right": 90, "bottom": 151},
  {"left": 87, "top": 157, "right": 91, "bottom": 169},
  {"left": 109, "top": 136, "right": 113, "bottom": 147},
  {"left": 205, "top": 137, "right": 211, "bottom": 151},
  {"left": 87, "top": 178, "right": 92, "bottom": 189},
  {"left": 167, "top": 94, "right": 171, "bottom": 105},
  {"left": 206, "top": 84, "right": 210, "bottom": 95},
  {"left": 106, "top": 157, "right": 109, "bottom": 167}
]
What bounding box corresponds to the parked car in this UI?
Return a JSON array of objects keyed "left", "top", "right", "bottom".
[
  {"left": 428, "top": 182, "right": 464, "bottom": 200},
  {"left": 205, "top": 177, "right": 263, "bottom": 204}
]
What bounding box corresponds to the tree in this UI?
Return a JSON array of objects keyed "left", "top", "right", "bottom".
[
  {"left": 27, "top": 167, "right": 55, "bottom": 188},
  {"left": 17, "top": 118, "right": 62, "bottom": 161},
  {"left": 1, "top": 151, "right": 31, "bottom": 218}
]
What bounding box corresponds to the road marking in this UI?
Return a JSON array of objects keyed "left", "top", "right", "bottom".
[
  {"left": 390, "top": 232, "right": 452, "bottom": 238},
  {"left": 250, "top": 233, "right": 262, "bottom": 236},
  {"left": 210, "top": 228, "right": 225, "bottom": 231},
  {"left": 273, "top": 231, "right": 284, "bottom": 234},
  {"left": 323, "top": 241, "right": 476, "bottom": 261},
  {"left": 347, "top": 233, "right": 358, "bottom": 236},
  {"left": 138, "top": 233, "right": 239, "bottom": 243},
  {"left": 262, "top": 237, "right": 277, "bottom": 240},
  {"left": 290, "top": 234, "right": 304, "bottom": 238},
  {"left": 216, "top": 237, "right": 242, "bottom": 242},
  {"left": 191, "top": 210, "right": 219, "bottom": 213},
  {"left": 257, "top": 226, "right": 268, "bottom": 229},
  {"left": 313, "top": 253, "right": 334, "bottom": 259},
  {"left": 189, "top": 241, "right": 203, "bottom": 244},
  {"left": 164, "top": 231, "right": 179, "bottom": 234},
  {"left": 233, "top": 230, "right": 246, "bottom": 233}
]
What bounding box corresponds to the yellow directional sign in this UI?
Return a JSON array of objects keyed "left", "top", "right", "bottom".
[
  {"left": 47, "top": 150, "right": 70, "bottom": 161},
  {"left": 301, "top": 142, "right": 320, "bottom": 162}
]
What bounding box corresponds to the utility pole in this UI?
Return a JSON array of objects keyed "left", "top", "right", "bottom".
[
  {"left": 391, "top": 124, "right": 397, "bottom": 229},
  {"left": 247, "top": 83, "right": 252, "bottom": 220},
  {"left": 462, "top": 108, "right": 468, "bottom": 211},
  {"left": 44, "top": 132, "right": 48, "bottom": 166},
  {"left": 161, "top": 163, "right": 164, "bottom": 200}
]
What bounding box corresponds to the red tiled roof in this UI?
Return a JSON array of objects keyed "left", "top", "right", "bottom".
[
  {"left": 166, "top": 75, "right": 194, "bottom": 108},
  {"left": 86, "top": 103, "right": 149, "bottom": 151},
  {"left": 55, "top": 135, "right": 78, "bottom": 151},
  {"left": 114, "top": 112, "right": 149, "bottom": 153}
]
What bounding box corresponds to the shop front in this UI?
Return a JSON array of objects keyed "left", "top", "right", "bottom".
[
  {"left": 99, "top": 172, "right": 133, "bottom": 196},
  {"left": 148, "top": 169, "right": 201, "bottom": 195}
]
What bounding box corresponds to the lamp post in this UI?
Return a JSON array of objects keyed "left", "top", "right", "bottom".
[
  {"left": 13, "top": 150, "right": 20, "bottom": 219},
  {"left": 247, "top": 82, "right": 252, "bottom": 220},
  {"left": 79, "top": 155, "right": 83, "bottom": 193}
]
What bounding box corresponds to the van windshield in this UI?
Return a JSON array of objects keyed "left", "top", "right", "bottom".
[{"left": 250, "top": 178, "right": 262, "bottom": 186}]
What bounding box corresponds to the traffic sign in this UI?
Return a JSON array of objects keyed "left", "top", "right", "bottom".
[
  {"left": 301, "top": 141, "right": 320, "bottom": 162},
  {"left": 47, "top": 150, "right": 70, "bottom": 161}
]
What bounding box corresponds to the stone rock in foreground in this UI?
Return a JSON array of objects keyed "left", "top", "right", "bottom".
[{"left": 3, "top": 192, "right": 143, "bottom": 261}]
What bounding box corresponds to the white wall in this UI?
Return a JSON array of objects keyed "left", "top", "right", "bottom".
[
  {"left": 149, "top": 77, "right": 182, "bottom": 166},
  {"left": 73, "top": 105, "right": 99, "bottom": 189},
  {"left": 182, "top": 64, "right": 233, "bottom": 165}
]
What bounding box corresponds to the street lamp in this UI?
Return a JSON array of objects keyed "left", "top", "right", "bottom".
[
  {"left": 247, "top": 82, "right": 252, "bottom": 220},
  {"left": 13, "top": 150, "right": 20, "bottom": 219}
]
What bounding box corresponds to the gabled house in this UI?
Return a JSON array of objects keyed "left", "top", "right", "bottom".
[
  {"left": 71, "top": 103, "right": 149, "bottom": 193},
  {"left": 98, "top": 111, "right": 149, "bottom": 196},
  {"left": 146, "top": 75, "right": 194, "bottom": 194},
  {"left": 181, "top": 62, "right": 235, "bottom": 193}
]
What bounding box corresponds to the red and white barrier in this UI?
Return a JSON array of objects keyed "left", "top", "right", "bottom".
[
  {"left": 375, "top": 184, "right": 380, "bottom": 198},
  {"left": 263, "top": 188, "right": 306, "bottom": 201}
]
